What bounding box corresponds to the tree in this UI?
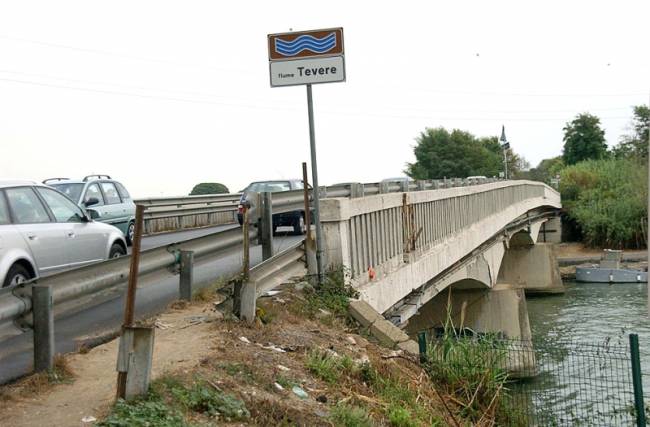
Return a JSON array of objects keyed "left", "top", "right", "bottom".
[
  {"left": 613, "top": 105, "right": 650, "bottom": 159},
  {"left": 405, "top": 127, "right": 525, "bottom": 179},
  {"left": 189, "top": 182, "right": 229, "bottom": 195},
  {"left": 528, "top": 156, "right": 565, "bottom": 184},
  {"left": 562, "top": 113, "right": 608, "bottom": 165}
]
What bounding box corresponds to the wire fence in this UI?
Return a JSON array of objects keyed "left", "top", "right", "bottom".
[{"left": 418, "top": 329, "right": 646, "bottom": 426}]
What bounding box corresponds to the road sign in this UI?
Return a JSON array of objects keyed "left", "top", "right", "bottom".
[{"left": 268, "top": 28, "right": 345, "bottom": 87}]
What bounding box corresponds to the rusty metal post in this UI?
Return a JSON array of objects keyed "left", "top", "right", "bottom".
[
  {"left": 302, "top": 162, "right": 312, "bottom": 242},
  {"left": 116, "top": 203, "right": 144, "bottom": 399}
]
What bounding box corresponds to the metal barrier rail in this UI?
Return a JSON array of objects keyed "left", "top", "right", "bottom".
[
  {"left": 134, "top": 177, "right": 504, "bottom": 233},
  {"left": 0, "top": 226, "right": 258, "bottom": 330}
]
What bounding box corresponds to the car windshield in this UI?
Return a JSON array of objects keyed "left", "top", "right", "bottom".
[
  {"left": 49, "top": 183, "right": 84, "bottom": 203},
  {"left": 247, "top": 182, "right": 291, "bottom": 193}
]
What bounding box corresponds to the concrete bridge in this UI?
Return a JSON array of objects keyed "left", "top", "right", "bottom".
[{"left": 316, "top": 180, "right": 562, "bottom": 343}]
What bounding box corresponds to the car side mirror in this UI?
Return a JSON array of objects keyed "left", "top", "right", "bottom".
[
  {"left": 84, "top": 197, "right": 99, "bottom": 207},
  {"left": 87, "top": 209, "right": 101, "bottom": 220}
]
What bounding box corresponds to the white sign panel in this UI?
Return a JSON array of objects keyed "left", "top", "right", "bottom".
[{"left": 270, "top": 56, "right": 345, "bottom": 87}]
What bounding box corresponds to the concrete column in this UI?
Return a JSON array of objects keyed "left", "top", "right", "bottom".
[
  {"left": 321, "top": 220, "right": 351, "bottom": 274},
  {"left": 497, "top": 243, "right": 565, "bottom": 294},
  {"left": 537, "top": 216, "right": 562, "bottom": 243},
  {"left": 405, "top": 285, "right": 536, "bottom": 378},
  {"left": 406, "top": 285, "right": 532, "bottom": 341}
]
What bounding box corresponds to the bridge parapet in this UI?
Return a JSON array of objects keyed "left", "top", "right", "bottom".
[{"left": 320, "top": 180, "right": 561, "bottom": 312}]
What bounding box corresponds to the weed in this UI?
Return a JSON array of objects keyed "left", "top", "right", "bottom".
[
  {"left": 421, "top": 299, "right": 512, "bottom": 424},
  {"left": 275, "top": 374, "right": 297, "bottom": 389},
  {"left": 19, "top": 354, "right": 74, "bottom": 396},
  {"left": 192, "top": 277, "right": 227, "bottom": 302},
  {"left": 388, "top": 406, "right": 417, "bottom": 427},
  {"left": 304, "top": 268, "right": 358, "bottom": 319},
  {"left": 98, "top": 397, "right": 187, "bottom": 427},
  {"left": 330, "top": 404, "right": 373, "bottom": 427},
  {"left": 307, "top": 350, "right": 343, "bottom": 384},
  {"left": 100, "top": 374, "right": 249, "bottom": 425},
  {"left": 172, "top": 381, "right": 250, "bottom": 420}
]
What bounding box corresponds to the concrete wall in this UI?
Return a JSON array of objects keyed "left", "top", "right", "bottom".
[
  {"left": 498, "top": 243, "right": 565, "bottom": 294},
  {"left": 320, "top": 181, "right": 561, "bottom": 314}
]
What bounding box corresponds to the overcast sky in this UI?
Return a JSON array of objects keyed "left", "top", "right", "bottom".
[{"left": 0, "top": 1, "right": 648, "bottom": 197}]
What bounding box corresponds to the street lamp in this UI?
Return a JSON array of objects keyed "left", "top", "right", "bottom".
[{"left": 500, "top": 125, "right": 510, "bottom": 179}]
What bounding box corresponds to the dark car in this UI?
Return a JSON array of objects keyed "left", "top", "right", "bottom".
[{"left": 237, "top": 179, "right": 310, "bottom": 235}]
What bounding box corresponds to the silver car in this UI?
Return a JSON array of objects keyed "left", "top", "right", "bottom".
[{"left": 0, "top": 181, "right": 127, "bottom": 287}]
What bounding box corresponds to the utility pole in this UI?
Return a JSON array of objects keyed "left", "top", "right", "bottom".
[{"left": 500, "top": 125, "right": 510, "bottom": 179}]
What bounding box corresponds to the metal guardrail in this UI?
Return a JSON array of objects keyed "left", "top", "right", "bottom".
[
  {"left": 0, "top": 226, "right": 258, "bottom": 332},
  {"left": 134, "top": 177, "right": 503, "bottom": 233}
]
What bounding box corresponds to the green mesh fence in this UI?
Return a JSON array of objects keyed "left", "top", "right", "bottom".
[{"left": 419, "top": 329, "right": 646, "bottom": 426}]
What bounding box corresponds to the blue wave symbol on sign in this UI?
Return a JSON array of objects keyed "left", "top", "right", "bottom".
[{"left": 274, "top": 32, "right": 337, "bottom": 57}]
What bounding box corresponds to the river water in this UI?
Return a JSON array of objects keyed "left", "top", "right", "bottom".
[{"left": 522, "top": 281, "right": 650, "bottom": 425}]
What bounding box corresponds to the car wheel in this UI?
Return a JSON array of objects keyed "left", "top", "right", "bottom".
[
  {"left": 293, "top": 215, "right": 306, "bottom": 235},
  {"left": 109, "top": 243, "right": 126, "bottom": 259},
  {"left": 126, "top": 222, "right": 135, "bottom": 246},
  {"left": 3, "top": 264, "right": 32, "bottom": 288}
]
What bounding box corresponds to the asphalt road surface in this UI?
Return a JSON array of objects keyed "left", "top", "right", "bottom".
[{"left": 0, "top": 225, "right": 303, "bottom": 384}]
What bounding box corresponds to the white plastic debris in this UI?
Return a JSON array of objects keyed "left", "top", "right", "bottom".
[
  {"left": 81, "top": 415, "right": 97, "bottom": 423},
  {"left": 239, "top": 336, "right": 251, "bottom": 344},
  {"left": 277, "top": 364, "right": 290, "bottom": 372},
  {"left": 274, "top": 382, "right": 284, "bottom": 391}
]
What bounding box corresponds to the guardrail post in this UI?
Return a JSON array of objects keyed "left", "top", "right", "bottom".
[
  {"left": 379, "top": 182, "right": 389, "bottom": 193},
  {"left": 260, "top": 192, "right": 273, "bottom": 260},
  {"left": 179, "top": 250, "right": 194, "bottom": 301},
  {"left": 416, "top": 180, "right": 426, "bottom": 191},
  {"left": 399, "top": 180, "right": 409, "bottom": 192},
  {"left": 33, "top": 284, "right": 54, "bottom": 372}
]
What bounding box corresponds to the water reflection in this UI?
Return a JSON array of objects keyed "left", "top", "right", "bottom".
[{"left": 520, "top": 281, "right": 649, "bottom": 425}]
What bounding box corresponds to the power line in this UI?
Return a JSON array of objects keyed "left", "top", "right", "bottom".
[
  {"left": 0, "top": 34, "right": 253, "bottom": 74},
  {"left": 0, "top": 76, "right": 636, "bottom": 122}
]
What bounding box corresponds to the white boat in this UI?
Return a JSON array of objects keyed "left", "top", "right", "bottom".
[{"left": 575, "top": 249, "right": 647, "bottom": 283}]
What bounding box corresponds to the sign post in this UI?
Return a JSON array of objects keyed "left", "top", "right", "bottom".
[{"left": 268, "top": 28, "right": 345, "bottom": 285}]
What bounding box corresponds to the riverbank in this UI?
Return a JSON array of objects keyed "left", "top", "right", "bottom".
[
  {"left": 0, "top": 278, "right": 464, "bottom": 426},
  {"left": 554, "top": 243, "right": 647, "bottom": 280}
]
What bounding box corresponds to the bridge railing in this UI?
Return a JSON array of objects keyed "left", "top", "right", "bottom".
[
  {"left": 132, "top": 177, "right": 504, "bottom": 235},
  {"left": 320, "top": 181, "right": 558, "bottom": 284}
]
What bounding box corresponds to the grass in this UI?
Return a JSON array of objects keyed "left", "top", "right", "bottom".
[
  {"left": 330, "top": 404, "right": 373, "bottom": 427},
  {"left": 17, "top": 354, "right": 75, "bottom": 396},
  {"left": 303, "top": 268, "right": 359, "bottom": 319},
  {"left": 98, "top": 374, "right": 249, "bottom": 426},
  {"left": 305, "top": 349, "right": 445, "bottom": 426},
  {"left": 420, "top": 299, "right": 523, "bottom": 426},
  {"left": 192, "top": 277, "right": 228, "bottom": 302},
  {"left": 306, "top": 349, "right": 358, "bottom": 384}
]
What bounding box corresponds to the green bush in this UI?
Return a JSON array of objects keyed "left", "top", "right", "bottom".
[
  {"left": 189, "top": 182, "right": 229, "bottom": 195},
  {"left": 560, "top": 158, "right": 647, "bottom": 248}
]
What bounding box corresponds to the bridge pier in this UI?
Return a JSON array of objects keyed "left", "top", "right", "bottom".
[
  {"left": 498, "top": 243, "right": 565, "bottom": 295},
  {"left": 405, "top": 285, "right": 536, "bottom": 377}
]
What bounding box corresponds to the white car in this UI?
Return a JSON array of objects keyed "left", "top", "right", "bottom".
[{"left": 0, "top": 181, "right": 127, "bottom": 287}]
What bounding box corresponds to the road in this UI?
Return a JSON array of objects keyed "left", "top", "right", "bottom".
[{"left": 0, "top": 225, "right": 303, "bottom": 384}]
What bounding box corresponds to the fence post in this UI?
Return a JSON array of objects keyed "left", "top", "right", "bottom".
[
  {"left": 630, "top": 334, "right": 646, "bottom": 427},
  {"left": 417, "top": 331, "right": 427, "bottom": 364},
  {"left": 179, "top": 250, "right": 194, "bottom": 301},
  {"left": 260, "top": 192, "right": 273, "bottom": 260},
  {"left": 33, "top": 285, "right": 54, "bottom": 372}
]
